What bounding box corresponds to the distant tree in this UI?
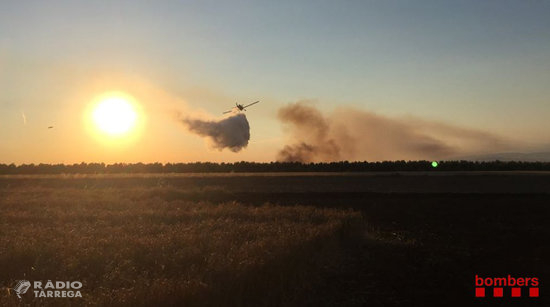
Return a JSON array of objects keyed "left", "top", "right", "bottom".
[{"left": 0, "top": 160, "right": 549, "bottom": 174}]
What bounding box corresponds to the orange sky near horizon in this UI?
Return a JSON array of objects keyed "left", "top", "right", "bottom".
[{"left": 2, "top": 1, "right": 549, "bottom": 163}]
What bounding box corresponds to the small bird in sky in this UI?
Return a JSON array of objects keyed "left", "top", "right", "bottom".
[{"left": 48, "top": 126, "right": 54, "bottom": 129}]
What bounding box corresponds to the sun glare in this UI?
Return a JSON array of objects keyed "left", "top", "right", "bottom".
[{"left": 91, "top": 93, "right": 139, "bottom": 137}]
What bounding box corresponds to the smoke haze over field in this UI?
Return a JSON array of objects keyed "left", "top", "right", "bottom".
[
  {"left": 180, "top": 113, "right": 250, "bottom": 152},
  {"left": 277, "top": 102, "right": 512, "bottom": 162}
]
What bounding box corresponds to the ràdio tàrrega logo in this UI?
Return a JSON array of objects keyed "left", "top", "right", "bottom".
[{"left": 11, "top": 280, "right": 83, "bottom": 299}]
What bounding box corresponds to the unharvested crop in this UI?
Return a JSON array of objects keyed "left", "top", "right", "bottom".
[{"left": 0, "top": 185, "right": 362, "bottom": 306}]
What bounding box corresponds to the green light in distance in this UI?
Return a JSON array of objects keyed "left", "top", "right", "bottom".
[{"left": 431, "top": 161, "right": 439, "bottom": 168}]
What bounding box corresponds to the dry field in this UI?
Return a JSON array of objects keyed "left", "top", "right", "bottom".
[{"left": 0, "top": 172, "right": 549, "bottom": 306}]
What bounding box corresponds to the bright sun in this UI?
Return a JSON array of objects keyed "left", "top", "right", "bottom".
[{"left": 92, "top": 93, "right": 138, "bottom": 136}]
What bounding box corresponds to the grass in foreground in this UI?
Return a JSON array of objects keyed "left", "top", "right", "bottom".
[
  {"left": 1, "top": 174, "right": 548, "bottom": 306},
  {"left": 0, "top": 187, "right": 362, "bottom": 306}
]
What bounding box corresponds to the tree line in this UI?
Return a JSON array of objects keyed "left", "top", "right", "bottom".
[{"left": 0, "top": 161, "right": 549, "bottom": 174}]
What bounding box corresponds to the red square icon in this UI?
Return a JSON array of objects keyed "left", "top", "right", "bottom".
[
  {"left": 530, "top": 288, "right": 539, "bottom": 297},
  {"left": 475, "top": 287, "right": 485, "bottom": 297},
  {"left": 493, "top": 288, "right": 503, "bottom": 297},
  {"left": 511, "top": 287, "right": 521, "bottom": 297}
]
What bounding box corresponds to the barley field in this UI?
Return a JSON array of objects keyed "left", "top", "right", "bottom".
[{"left": 1, "top": 172, "right": 549, "bottom": 306}]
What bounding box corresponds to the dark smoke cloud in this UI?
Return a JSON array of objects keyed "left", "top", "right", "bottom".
[
  {"left": 181, "top": 113, "right": 250, "bottom": 152},
  {"left": 277, "top": 102, "right": 512, "bottom": 162},
  {"left": 277, "top": 103, "right": 341, "bottom": 161}
]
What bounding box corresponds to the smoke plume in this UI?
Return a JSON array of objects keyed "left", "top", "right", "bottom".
[
  {"left": 180, "top": 113, "right": 250, "bottom": 152},
  {"left": 277, "top": 101, "right": 512, "bottom": 162}
]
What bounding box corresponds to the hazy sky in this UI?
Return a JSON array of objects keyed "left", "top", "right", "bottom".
[{"left": 1, "top": 0, "right": 549, "bottom": 163}]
